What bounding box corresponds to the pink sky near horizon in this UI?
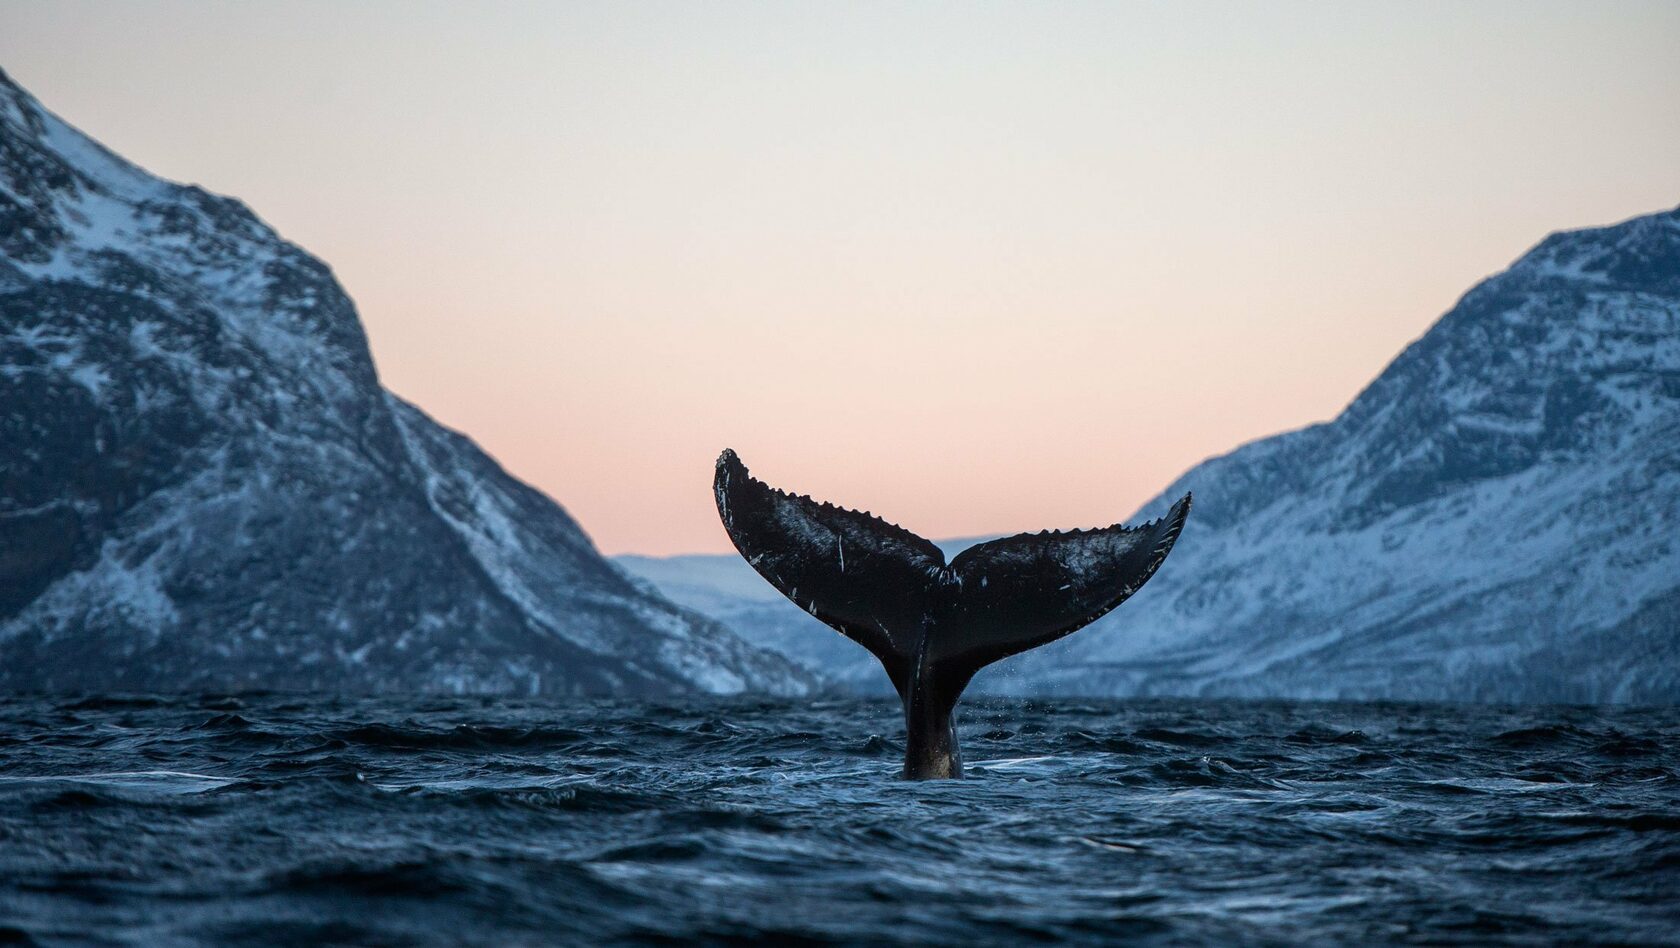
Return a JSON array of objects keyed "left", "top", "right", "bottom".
[{"left": 3, "top": 2, "right": 1678, "bottom": 555}]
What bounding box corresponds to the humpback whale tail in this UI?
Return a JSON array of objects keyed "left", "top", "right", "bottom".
[{"left": 713, "top": 449, "right": 1192, "bottom": 779}]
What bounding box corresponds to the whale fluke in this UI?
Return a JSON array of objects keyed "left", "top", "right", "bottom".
[{"left": 713, "top": 449, "right": 1192, "bottom": 779}]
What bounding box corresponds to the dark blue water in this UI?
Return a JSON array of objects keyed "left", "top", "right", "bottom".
[{"left": 1, "top": 695, "right": 1676, "bottom": 946}]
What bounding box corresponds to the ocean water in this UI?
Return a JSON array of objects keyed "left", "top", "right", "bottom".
[{"left": 0, "top": 695, "right": 1676, "bottom": 946}]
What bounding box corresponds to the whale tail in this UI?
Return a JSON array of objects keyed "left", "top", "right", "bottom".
[{"left": 713, "top": 449, "right": 1191, "bottom": 778}]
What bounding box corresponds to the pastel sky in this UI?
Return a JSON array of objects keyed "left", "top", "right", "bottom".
[{"left": 3, "top": 2, "right": 1678, "bottom": 554}]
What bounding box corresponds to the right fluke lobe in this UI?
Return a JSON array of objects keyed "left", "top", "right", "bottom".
[{"left": 713, "top": 449, "right": 1191, "bottom": 779}]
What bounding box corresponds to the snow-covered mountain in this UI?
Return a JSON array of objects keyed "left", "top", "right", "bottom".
[
  {"left": 0, "top": 68, "right": 812, "bottom": 696},
  {"left": 621, "top": 206, "right": 1680, "bottom": 703},
  {"left": 617, "top": 553, "right": 886, "bottom": 693}
]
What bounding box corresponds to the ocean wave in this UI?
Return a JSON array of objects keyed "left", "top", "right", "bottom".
[{"left": 0, "top": 695, "right": 1675, "bottom": 945}]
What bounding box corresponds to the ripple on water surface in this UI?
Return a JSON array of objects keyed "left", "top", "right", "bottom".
[{"left": 0, "top": 695, "right": 1677, "bottom": 945}]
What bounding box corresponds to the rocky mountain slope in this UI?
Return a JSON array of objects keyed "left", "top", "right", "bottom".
[
  {"left": 0, "top": 68, "right": 812, "bottom": 696},
  {"left": 622, "top": 206, "right": 1680, "bottom": 703}
]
